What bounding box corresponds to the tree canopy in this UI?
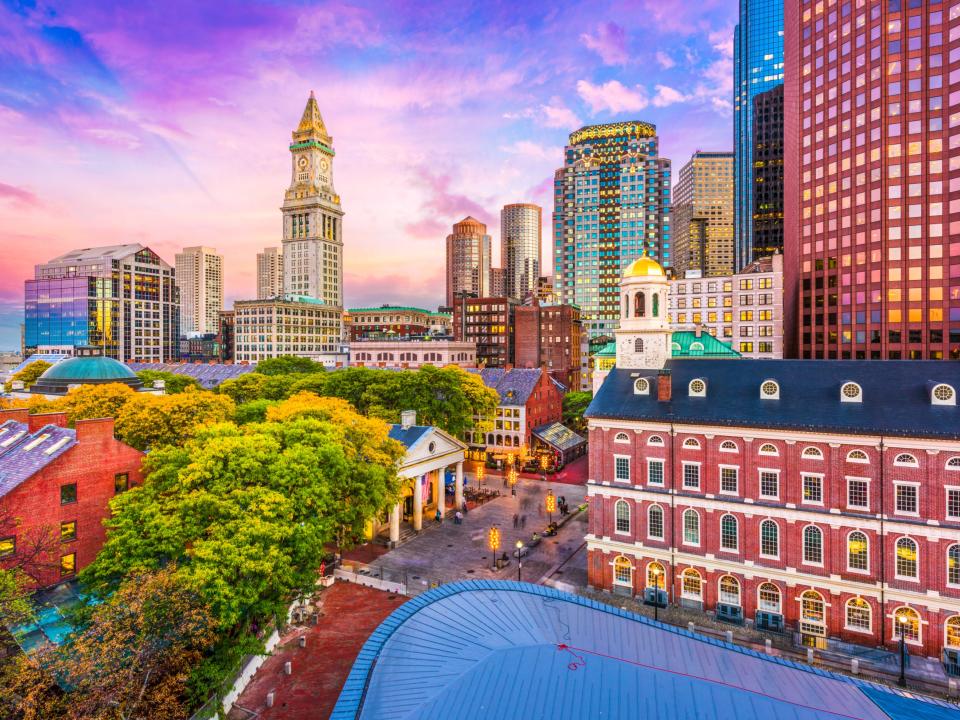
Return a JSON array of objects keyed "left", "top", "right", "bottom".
[
  {"left": 113, "top": 389, "right": 236, "bottom": 451},
  {"left": 134, "top": 370, "right": 201, "bottom": 394},
  {"left": 562, "top": 391, "right": 592, "bottom": 436},
  {"left": 3, "top": 360, "right": 52, "bottom": 393},
  {"left": 254, "top": 356, "right": 325, "bottom": 376}
]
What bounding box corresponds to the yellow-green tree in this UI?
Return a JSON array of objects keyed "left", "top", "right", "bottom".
[
  {"left": 46, "top": 383, "right": 138, "bottom": 425},
  {"left": 3, "top": 360, "right": 51, "bottom": 393},
  {"left": 115, "top": 389, "right": 236, "bottom": 451}
]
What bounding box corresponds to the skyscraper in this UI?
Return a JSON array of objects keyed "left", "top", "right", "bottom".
[
  {"left": 445, "top": 216, "right": 491, "bottom": 307},
  {"left": 785, "top": 1, "right": 958, "bottom": 361},
  {"left": 734, "top": 0, "right": 784, "bottom": 271},
  {"left": 752, "top": 84, "right": 784, "bottom": 260},
  {"left": 257, "top": 247, "right": 284, "bottom": 299},
  {"left": 175, "top": 246, "right": 223, "bottom": 336},
  {"left": 281, "top": 92, "right": 344, "bottom": 317},
  {"left": 672, "top": 151, "right": 735, "bottom": 278},
  {"left": 552, "top": 121, "right": 672, "bottom": 338},
  {"left": 501, "top": 203, "right": 542, "bottom": 301}
]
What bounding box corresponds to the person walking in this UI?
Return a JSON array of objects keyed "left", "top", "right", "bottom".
[
  {"left": 435, "top": 509, "right": 443, "bottom": 524},
  {"left": 513, "top": 513, "right": 519, "bottom": 529},
  {"left": 462, "top": 499, "right": 468, "bottom": 515},
  {"left": 454, "top": 510, "right": 463, "bottom": 525},
  {"left": 520, "top": 515, "right": 526, "bottom": 529}
]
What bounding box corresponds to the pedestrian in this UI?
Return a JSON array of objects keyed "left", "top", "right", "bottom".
[
  {"left": 435, "top": 509, "right": 443, "bottom": 524},
  {"left": 538, "top": 502, "right": 543, "bottom": 517},
  {"left": 513, "top": 513, "right": 519, "bottom": 529},
  {"left": 454, "top": 510, "right": 463, "bottom": 525},
  {"left": 503, "top": 476, "right": 508, "bottom": 488},
  {"left": 462, "top": 500, "right": 469, "bottom": 515},
  {"left": 520, "top": 515, "right": 526, "bottom": 529}
]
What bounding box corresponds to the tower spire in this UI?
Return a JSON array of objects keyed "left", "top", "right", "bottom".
[{"left": 292, "top": 92, "right": 330, "bottom": 144}]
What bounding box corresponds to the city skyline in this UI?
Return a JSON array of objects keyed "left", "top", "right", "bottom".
[{"left": 0, "top": 0, "right": 738, "bottom": 349}]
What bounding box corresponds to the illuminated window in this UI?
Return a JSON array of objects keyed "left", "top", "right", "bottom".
[
  {"left": 846, "top": 598, "right": 872, "bottom": 631},
  {"left": 896, "top": 537, "right": 918, "bottom": 579},
  {"left": 60, "top": 521, "right": 76, "bottom": 543},
  {"left": 758, "top": 583, "right": 780, "bottom": 613},
  {"left": 60, "top": 553, "right": 76, "bottom": 577},
  {"left": 893, "top": 606, "right": 920, "bottom": 643},
  {"left": 613, "top": 556, "right": 632, "bottom": 586},
  {"left": 848, "top": 531, "right": 869, "bottom": 571},
  {"left": 646, "top": 561, "right": 666, "bottom": 590},
  {"left": 948, "top": 544, "right": 960, "bottom": 586},
  {"left": 718, "top": 575, "right": 740, "bottom": 607},
  {"left": 681, "top": 568, "right": 702, "bottom": 600}
]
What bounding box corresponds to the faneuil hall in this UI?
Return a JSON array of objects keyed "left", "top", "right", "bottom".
[{"left": 584, "top": 255, "right": 960, "bottom": 666}]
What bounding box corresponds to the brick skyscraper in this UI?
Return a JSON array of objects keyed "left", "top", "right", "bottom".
[
  {"left": 446, "top": 216, "right": 492, "bottom": 307},
  {"left": 501, "top": 203, "right": 542, "bottom": 301},
  {"left": 786, "top": 1, "right": 958, "bottom": 360}
]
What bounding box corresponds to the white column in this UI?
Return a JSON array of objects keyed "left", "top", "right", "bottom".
[
  {"left": 389, "top": 503, "right": 400, "bottom": 544},
  {"left": 455, "top": 461, "right": 464, "bottom": 509},
  {"left": 413, "top": 476, "right": 423, "bottom": 532},
  {"left": 437, "top": 468, "right": 446, "bottom": 517}
]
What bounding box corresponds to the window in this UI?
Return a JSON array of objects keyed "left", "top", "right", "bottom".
[
  {"left": 947, "top": 457, "right": 960, "bottom": 470},
  {"left": 760, "top": 520, "right": 779, "bottom": 558},
  {"left": 894, "top": 453, "right": 918, "bottom": 467},
  {"left": 633, "top": 378, "right": 649, "bottom": 395},
  {"left": 801, "top": 446, "right": 823, "bottom": 459},
  {"left": 647, "top": 505, "right": 664, "bottom": 539},
  {"left": 683, "top": 463, "right": 700, "bottom": 490},
  {"left": 613, "top": 556, "right": 632, "bottom": 586},
  {"left": 758, "top": 583, "right": 781, "bottom": 613},
  {"left": 60, "top": 521, "right": 76, "bottom": 543},
  {"left": 0, "top": 536, "right": 14, "bottom": 558},
  {"left": 647, "top": 562, "right": 666, "bottom": 590},
  {"left": 948, "top": 544, "right": 960, "bottom": 586},
  {"left": 896, "top": 537, "right": 918, "bottom": 579},
  {"left": 720, "top": 514, "right": 738, "bottom": 551},
  {"left": 634, "top": 338, "right": 644, "bottom": 354},
  {"left": 688, "top": 379, "right": 706, "bottom": 397},
  {"left": 719, "top": 440, "right": 738, "bottom": 453},
  {"left": 614, "top": 456, "right": 630, "bottom": 482},
  {"left": 719, "top": 576, "right": 741, "bottom": 606},
  {"left": 802, "top": 475, "right": 823, "bottom": 503},
  {"left": 615, "top": 500, "right": 631, "bottom": 534},
  {"left": 760, "top": 380, "right": 780, "bottom": 399},
  {"left": 947, "top": 489, "right": 960, "bottom": 520},
  {"left": 683, "top": 509, "right": 700, "bottom": 545},
  {"left": 895, "top": 484, "right": 918, "bottom": 514},
  {"left": 758, "top": 443, "right": 778, "bottom": 456},
  {"left": 803, "top": 526, "right": 823, "bottom": 564},
  {"left": 114, "top": 472, "right": 129, "bottom": 494},
  {"left": 847, "top": 531, "right": 869, "bottom": 572},
  {"left": 946, "top": 616, "right": 960, "bottom": 649},
  {"left": 720, "top": 467, "right": 738, "bottom": 494},
  {"left": 760, "top": 471, "right": 779, "bottom": 499},
  {"left": 846, "top": 449, "right": 869, "bottom": 463},
  {"left": 840, "top": 382, "right": 863, "bottom": 402},
  {"left": 847, "top": 479, "right": 869, "bottom": 509},
  {"left": 894, "top": 607, "right": 920, "bottom": 643},
  {"left": 846, "top": 598, "right": 872, "bottom": 632},
  {"left": 614, "top": 432, "right": 630, "bottom": 444},
  {"left": 60, "top": 553, "right": 76, "bottom": 577},
  {"left": 60, "top": 483, "right": 77, "bottom": 505},
  {"left": 931, "top": 384, "right": 956, "bottom": 405},
  {"left": 682, "top": 437, "right": 701, "bottom": 449},
  {"left": 681, "top": 569, "right": 702, "bottom": 599},
  {"left": 647, "top": 435, "right": 664, "bottom": 446},
  {"left": 647, "top": 459, "right": 664, "bottom": 486},
  {"left": 800, "top": 591, "right": 825, "bottom": 635}
]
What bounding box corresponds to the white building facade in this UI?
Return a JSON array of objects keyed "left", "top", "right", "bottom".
[
  {"left": 175, "top": 246, "right": 223, "bottom": 336},
  {"left": 257, "top": 247, "right": 284, "bottom": 299}
]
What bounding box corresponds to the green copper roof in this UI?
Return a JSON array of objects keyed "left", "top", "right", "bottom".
[
  {"left": 39, "top": 356, "right": 138, "bottom": 381},
  {"left": 593, "top": 341, "right": 616, "bottom": 358},
  {"left": 590, "top": 333, "right": 741, "bottom": 359}
]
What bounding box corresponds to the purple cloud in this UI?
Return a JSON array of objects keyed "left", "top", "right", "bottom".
[
  {"left": 580, "top": 22, "right": 628, "bottom": 65},
  {"left": 0, "top": 183, "right": 39, "bottom": 207}
]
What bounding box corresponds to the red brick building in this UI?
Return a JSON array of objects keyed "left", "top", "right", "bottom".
[
  {"left": 514, "top": 300, "right": 583, "bottom": 390},
  {"left": 0, "top": 409, "right": 144, "bottom": 588},
  {"left": 345, "top": 306, "right": 434, "bottom": 341},
  {"left": 453, "top": 296, "right": 517, "bottom": 368}
]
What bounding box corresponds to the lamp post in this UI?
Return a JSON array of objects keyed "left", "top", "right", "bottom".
[
  {"left": 516, "top": 540, "right": 524, "bottom": 582},
  {"left": 476, "top": 463, "right": 484, "bottom": 493},
  {"left": 539, "top": 453, "right": 549, "bottom": 482},
  {"left": 898, "top": 614, "right": 908, "bottom": 687},
  {"left": 650, "top": 566, "right": 662, "bottom": 622},
  {"left": 545, "top": 489, "right": 556, "bottom": 525},
  {"left": 488, "top": 525, "right": 501, "bottom": 570},
  {"left": 508, "top": 466, "right": 518, "bottom": 496}
]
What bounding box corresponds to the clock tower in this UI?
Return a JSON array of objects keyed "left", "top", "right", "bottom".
[
  {"left": 614, "top": 254, "right": 671, "bottom": 371},
  {"left": 281, "top": 91, "right": 344, "bottom": 319}
]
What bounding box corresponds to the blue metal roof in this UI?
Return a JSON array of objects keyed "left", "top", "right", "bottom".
[
  {"left": 331, "top": 581, "right": 960, "bottom": 720},
  {"left": 388, "top": 424, "right": 431, "bottom": 449},
  {"left": 0, "top": 423, "right": 77, "bottom": 498},
  {"left": 467, "top": 368, "right": 543, "bottom": 406},
  {"left": 126, "top": 362, "right": 257, "bottom": 389},
  {"left": 585, "top": 360, "right": 960, "bottom": 440}
]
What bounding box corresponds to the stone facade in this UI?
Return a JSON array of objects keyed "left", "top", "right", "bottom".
[{"left": 349, "top": 340, "right": 476, "bottom": 369}]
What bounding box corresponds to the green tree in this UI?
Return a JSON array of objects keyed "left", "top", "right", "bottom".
[
  {"left": 134, "top": 370, "right": 201, "bottom": 394},
  {"left": 217, "top": 373, "right": 268, "bottom": 404},
  {"left": 254, "top": 356, "right": 325, "bottom": 376},
  {"left": 46, "top": 383, "right": 138, "bottom": 425},
  {"left": 233, "top": 399, "right": 277, "bottom": 424},
  {"left": 562, "top": 391, "right": 592, "bottom": 436},
  {"left": 3, "top": 360, "right": 52, "bottom": 393},
  {"left": 115, "top": 389, "right": 236, "bottom": 451}
]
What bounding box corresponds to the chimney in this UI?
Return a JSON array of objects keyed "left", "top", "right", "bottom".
[
  {"left": 657, "top": 369, "right": 672, "bottom": 402},
  {"left": 695, "top": 325, "right": 702, "bottom": 338},
  {"left": 75, "top": 417, "right": 116, "bottom": 443},
  {"left": 400, "top": 410, "right": 416, "bottom": 429},
  {"left": 28, "top": 412, "right": 68, "bottom": 432}
]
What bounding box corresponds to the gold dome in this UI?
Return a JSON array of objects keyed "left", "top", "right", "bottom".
[{"left": 623, "top": 255, "right": 665, "bottom": 277}]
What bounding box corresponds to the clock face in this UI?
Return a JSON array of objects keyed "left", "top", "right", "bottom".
[
  {"left": 319, "top": 158, "right": 329, "bottom": 172},
  {"left": 297, "top": 156, "right": 308, "bottom": 170}
]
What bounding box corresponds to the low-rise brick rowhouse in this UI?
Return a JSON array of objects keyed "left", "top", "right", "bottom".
[
  {"left": 0, "top": 409, "right": 144, "bottom": 588},
  {"left": 585, "top": 255, "right": 960, "bottom": 669}
]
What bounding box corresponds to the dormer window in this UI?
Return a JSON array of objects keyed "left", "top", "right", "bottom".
[
  {"left": 932, "top": 383, "right": 956, "bottom": 406},
  {"left": 760, "top": 380, "right": 780, "bottom": 399},
  {"left": 688, "top": 379, "right": 706, "bottom": 397},
  {"left": 634, "top": 378, "right": 650, "bottom": 395},
  {"left": 840, "top": 382, "right": 862, "bottom": 403}
]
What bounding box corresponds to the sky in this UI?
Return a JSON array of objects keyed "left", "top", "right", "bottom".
[{"left": 0, "top": 0, "right": 737, "bottom": 351}]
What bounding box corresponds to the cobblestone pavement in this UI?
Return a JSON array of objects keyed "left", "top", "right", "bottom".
[{"left": 359, "top": 477, "right": 589, "bottom": 593}]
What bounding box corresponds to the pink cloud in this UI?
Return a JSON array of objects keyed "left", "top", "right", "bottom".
[
  {"left": 576, "top": 79, "right": 648, "bottom": 114},
  {"left": 405, "top": 166, "right": 495, "bottom": 232},
  {"left": 0, "top": 183, "right": 39, "bottom": 207},
  {"left": 579, "top": 22, "right": 628, "bottom": 65}
]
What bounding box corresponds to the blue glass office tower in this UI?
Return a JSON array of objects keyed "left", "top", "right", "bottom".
[{"left": 733, "top": 0, "right": 784, "bottom": 272}]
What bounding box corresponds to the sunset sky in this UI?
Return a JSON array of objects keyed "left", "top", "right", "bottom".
[{"left": 0, "top": 0, "right": 737, "bottom": 350}]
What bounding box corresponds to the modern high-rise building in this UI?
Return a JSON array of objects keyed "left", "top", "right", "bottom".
[
  {"left": 25, "top": 244, "right": 179, "bottom": 362},
  {"left": 752, "top": 85, "right": 785, "bottom": 260},
  {"left": 734, "top": 0, "right": 784, "bottom": 271},
  {"left": 445, "top": 216, "right": 492, "bottom": 307},
  {"left": 281, "top": 92, "right": 344, "bottom": 341},
  {"left": 672, "top": 152, "right": 735, "bottom": 278},
  {"left": 553, "top": 121, "right": 672, "bottom": 338},
  {"left": 174, "top": 246, "right": 223, "bottom": 336},
  {"left": 785, "top": 1, "right": 958, "bottom": 360},
  {"left": 257, "top": 246, "right": 284, "bottom": 299},
  {"left": 489, "top": 267, "right": 506, "bottom": 298},
  {"left": 501, "top": 203, "right": 542, "bottom": 301}
]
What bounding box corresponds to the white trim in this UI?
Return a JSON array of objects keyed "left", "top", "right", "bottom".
[
  {"left": 893, "top": 482, "right": 920, "bottom": 517},
  {"left": 843, "top": 597, "right": 873, "bottom": 634},
  {"left": 894, "top": 536, "right": 920, "bottom": 582},
  {"left": 893, "top": 452, "right": 919, "bottom": 468},
  {"left": 758, "top": 443, "right": 780, "bottom": 457},
  {"left": 890, "top": 606, "right": 924, "bottom": 646},
  {"left": 613, "top": 432, "right": 631, "bottom": 444},
  {"left": 801, "top": 446, "right": 824, "bottom": 460},
  {"left": 613, "top": 454, "right": 632, "bottom": 483},
  {"left": 646, "top": 503, "right": 665, "bottom": 540},
  {"left": 947, "top": 543, "right": 960, "bottom": 589},
  {"left": 614, "top": 499, "right": 632, "bottom": 536},
  {"left": 845, "top": 530, "right": 871, "bottom": 575},
  {"left": 718, "top": 464, "right": 740, "bottom": 496},
  {"left": 682, "top": 437, "right": 702, "bottom": 449},
  {"left": 758, "top": 467, "right": 780, "bottom": 501},
  {"left": 945, "top": 486, "right": 960, "bottom": 521},
  {"left": 682, "top": 461, "right": 702, "bottom": 491},
  {"left": 647, "top": 434, "right": 665, "bottom": 446},
  {"left": 845, "top": 476, "right": 871, "bottom": 511},
  {"left": 846, "top": 449, "right": 870, "bottom": 464},
  {"left": 682, "top": 508, "right": 701, "bottom": 547},
  {"left": 801, "top": 524, "right": 825, "bottom": 567},
  {"left": 646, "top": 457, "right": 666, "bottom": 487},
  {"left": 719, "top": 440, "right": 739, "bottom": 453},
  {"left": 946, "top": 456, "right": 960, "bottom": 470},
  {"left": 757, "top": 582, "right": 783, "bottom": 614},
  {"left": 759, "top": 518, "right": 780, "bottom": 560},
  {"left": 840, "top": 382, "right": 863, "bottom": 403},
  {"left": 801, "top": 473, "right": 825, "bottom": 507},
  {"left": 719, "top": 513, "right": 740, "bottom": 552}
]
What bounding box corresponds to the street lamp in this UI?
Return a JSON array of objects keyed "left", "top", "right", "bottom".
[
  {"left": 539, "top": 453, "right": 549, "bottom": 482},
  {"left": 488, "top": 525, "right": 501, "bottom": 570},
  {"left": 898, "top": 614, "right": 909, "bottom": 687},
  {"left": 650, "top": 566, "right": 662, "bottom": 622},
  {"left": 545, "top": 489, "right": 556, "bottom": 525},
  {"left": 516, "top": 540, "right": 524, "bottom": 582},
  {"left": 508, "top": 466, "right": 518, "bottom": 496},
  {"left": 476, "top": 463, "right": 485, "bottom": 492}
]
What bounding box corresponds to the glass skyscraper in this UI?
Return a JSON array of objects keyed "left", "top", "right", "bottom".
[
  {"left": 733, "top": 0, "right": 784, "bottom": 272},
  {"left": 552, "top": 121, "right": 671, "bottom": 338}
]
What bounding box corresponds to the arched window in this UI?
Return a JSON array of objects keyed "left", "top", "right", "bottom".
[
  {"left": 846, "top": 449, "right": 869, "bottom": 463},
  {"left": 932, "top": 383, "right": 956, "bottom": 406},
  {"left": 847, "top": 531, "right": 869, "bottom": 572},
  {"left": 652, "top": 293, "right": 660, "bottom": 317},
  {"left": 613, "top": 556, "right": 633, "bottom": 587},
  {"left": 760, "top": 380, "right": 780, "bottom": 399},
  {"left": 894, "top": 453, "right": 918, "bottom": 467},
  {"left": 647, "top": 505, "right": 664, "bottom": 539},
  {"left": 893, "top": 606, "right": 920, "bottom": 643},
  {"left": 647, "top": 435, "right": 664, "bottom": 446},
  {"left": 720, "top": 514, "right": 738, "bottom": 551},
  {"left": 803, "top": 526, "right": 823, "bottom": 564},
  {"left": 719, "top": 575, "right": 741, "bottom": 606},
  {"left": 760, "top": 520, "right": 779, "bottom": 558},
  {"left": 802, "top": 446, "right": 823, "bottom": 459},
  {"left": 948, "top": 544, "right": 960, "bottom": 586},
  {"left": 757, "top": 583, "right": 781, "bottom": 613},
  {"left": 895, "top": 537, "right": 918, "bottom": 579},
  {"left": 683, "top": 437, "right": 701, "bottom": 449},
  {"left": 800, "top": 590, "right": 825, "bottom": 628},
  {"left": 634, "top": 377, "right": 649, "bottom": 395},
  {"left": 758, "top": 443, "right": 779, "bottom": 456},
  {"left": 646, "top": 561, "right": 666, "bottom": 590},
  {"left": 840, "top": 382, "right": 863, "bottom": 402},
  {"left": 845, "top": 597, "right": 872, "bottom": 632},
  {"left": 635, "top": 291, "right": 646, "bottom": 317},
  {"left": 719, "top": 440, "right": 738, "bottom": 453},
  {"left": 671, "top": 341, "right": 681, "bottom": 351},
  {"left": 946, "top": 457, "right": 960, "bottom": 470},
  {"left": 689, "top": 341, "right": 705, "bottom": 353},
  {"left": 614, "top": 432, "right": 630, "bottom": 443},
  {"left": 615, "top": 500, "right": 631, "bottom": 534},
  {"left": 683, "top": 509, "right": 700, "bottom": 545},
  {"left": 946, "top": 616, "right": 960, "bottom": 649},
  {"left": 688, "top": 379, "right": 706, "bottom": 397},
  {"left": 681, "top": 568, "right": 702, "bottom": 599},
  {"left": 634, "top": 338, "right": 644, "bottom": 354}
]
